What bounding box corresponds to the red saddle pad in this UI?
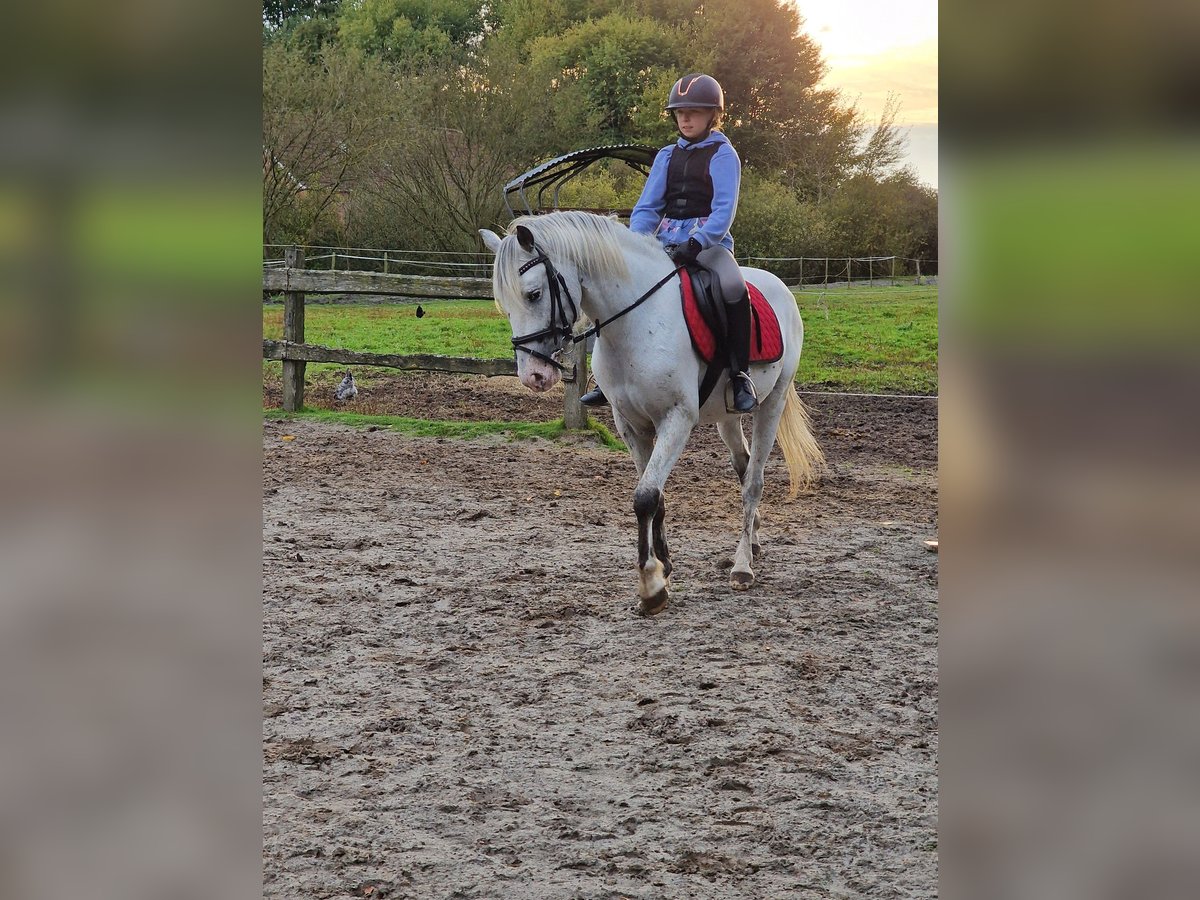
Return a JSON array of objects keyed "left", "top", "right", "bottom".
[{"left": 680, "top": 272, "right": 784, "bottom": 364}]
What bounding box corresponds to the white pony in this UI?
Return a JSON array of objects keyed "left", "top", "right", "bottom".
[{"left": 479, "top": 211, "right": 823, "bottom": 615}]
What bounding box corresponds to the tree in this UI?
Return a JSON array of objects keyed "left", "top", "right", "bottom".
[
  {"left": 262, "top": 44, "right": 391, "bottom": 243},
  {"left": 264, "top": 0, "right": 343, "bottom": 60},
  {"left": 687, "top": 0, "right": 826, "bottom": 167},
  {"left": 260, "top": 0, "right": 937, "bottom": 255},
  {"left": 482, "top": 0, "right": 851, "bottom": 174},
  {"left": 826, "top": 168, "right": 936, "bottom": 262},
  {"left": 351, "top": 62, "right": 552, "bottom": 250},
  {"left": 263, "top": 0, "right": 341, "bottom": 29},
  {"left": 528, "top": 13, "right": 685, "bottom": 146},
  {"left": 337, "top": 0, "right": 486, "bottom": 67},
  {"left": 854, "top": 93, "right": 907, "bottom": 178},
  {"left": 761, "top": 89, "right": 856, "bottom": 203}
]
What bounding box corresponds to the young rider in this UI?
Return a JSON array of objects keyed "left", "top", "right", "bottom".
[{"left": 580, "top": 72, "right": 758, "bottom": 413}]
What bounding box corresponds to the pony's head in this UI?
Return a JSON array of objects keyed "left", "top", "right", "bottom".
[{"left": 479, "top": 213, "right": 631, "bottom": 393}]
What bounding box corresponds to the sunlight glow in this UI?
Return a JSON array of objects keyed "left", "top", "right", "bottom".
[{"left": 796, "top": 0, "right": 938, "bottom": 125}]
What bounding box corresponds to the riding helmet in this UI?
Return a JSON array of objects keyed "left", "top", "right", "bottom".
[{"left": 665, "top": 73, "right": 724, "bottom": 111}]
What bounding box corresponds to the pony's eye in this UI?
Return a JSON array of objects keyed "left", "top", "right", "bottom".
[{"left": 525, "top": 289, "right": 542, "bottom": 303}]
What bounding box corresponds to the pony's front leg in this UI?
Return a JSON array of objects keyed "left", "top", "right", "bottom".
[
  {"left": 629, "top": 411, "right": 694, "bottom": 615},
  {"left": 634, "top": 487, "right": 669, "bottom": 614},
  {"left": 613, "top": 417, "right": 665, "bottom": 610},
  {"left": 652, "top": 497, "right": 671, "bottom": 580}
]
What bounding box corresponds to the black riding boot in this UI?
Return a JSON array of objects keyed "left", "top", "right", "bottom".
[
  {"left": 580, "top": 384, "right": 608, "bottom": 407},
  {"left": 726, "top": 294, "right": 758, "bottom": 412}
]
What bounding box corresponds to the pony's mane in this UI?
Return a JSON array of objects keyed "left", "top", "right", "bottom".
[{"left": 494, "top": 211, "right": 663, "bottom": 308}]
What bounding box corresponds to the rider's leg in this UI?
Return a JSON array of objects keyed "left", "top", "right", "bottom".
[
  {"left": 581, "top": 337, "right": 607, "bottom": 406},
  {"left": 697, "top": 245, "right": 757, "bottom": 412},
  {"left": 724, "top": 295, "right": 757, "bottom": 412}
]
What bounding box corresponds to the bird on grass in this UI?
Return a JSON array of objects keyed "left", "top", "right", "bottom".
[
  {"left": 334, "top": 370, "right": 358, "bottom": 403},
  {"left": 415, "top": 305, "right": 425, "bottom": 318}
]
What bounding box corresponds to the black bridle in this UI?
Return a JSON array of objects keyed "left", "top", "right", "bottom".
[
  {"left": 510, "top": 241, "right": 684, "bottom": 375},
  {"left": 509, "top": 245, "right": 580, "bottom": 373}
]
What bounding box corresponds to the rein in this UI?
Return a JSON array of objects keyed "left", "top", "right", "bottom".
[{"left": 510, "top": 241, "right": 683, "bottom": 373}]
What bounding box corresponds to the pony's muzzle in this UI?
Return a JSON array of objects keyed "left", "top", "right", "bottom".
[{"left": 519, "top": 357, "right": 562, "bottom": 393}]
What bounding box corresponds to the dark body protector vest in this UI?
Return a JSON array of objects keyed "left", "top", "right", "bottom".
[{"left": 662, "top": 143, "right": 720, "bottom": 220}]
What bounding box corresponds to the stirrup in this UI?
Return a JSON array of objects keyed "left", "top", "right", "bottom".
[{"left": 729, "top": 372, "right": 758, "bottom": 413}]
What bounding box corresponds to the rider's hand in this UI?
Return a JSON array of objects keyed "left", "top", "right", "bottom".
[{"left": 670, "top": 237, "right": 703, "bottom": 265}]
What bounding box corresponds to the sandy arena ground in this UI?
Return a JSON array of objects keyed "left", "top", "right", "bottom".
[{"left": 263, "top": 375, "right": 938, "bottom": 898}]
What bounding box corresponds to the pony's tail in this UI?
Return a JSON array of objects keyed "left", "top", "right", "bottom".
[{"left": 777, "top": 384, "right": 826, "bottom": 497}]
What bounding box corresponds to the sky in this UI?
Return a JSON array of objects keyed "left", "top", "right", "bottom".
[{"left": 796, "top": 0, "right": 938, "bottom": 187}]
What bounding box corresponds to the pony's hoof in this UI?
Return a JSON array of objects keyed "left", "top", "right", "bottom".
[
  {"left": 730, "top": 570, "right": 755, "bottom": 591},
  {"left": 639, "top": 588, "right": 670, "bottom": 616},
  {"left": 752, "top": 543, "right": 763, "bottom": 560}
]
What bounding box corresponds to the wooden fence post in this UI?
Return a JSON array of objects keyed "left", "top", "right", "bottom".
[
  {"left": 282, "top": 246, "right": 306, "bottom": 412},
  {"left": 915, "top": 258, "right": 923, "bottom": 286},
  {"left": 563, "top": 335, "right": 588, "bottom": 430}
]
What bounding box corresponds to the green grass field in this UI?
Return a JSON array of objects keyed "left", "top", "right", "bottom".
[
  {"left": 791, "top": 287, "right": 937, "bottom": 393},
  {"left": 263, "top": 284, "right": 937, "bottom": 395}
]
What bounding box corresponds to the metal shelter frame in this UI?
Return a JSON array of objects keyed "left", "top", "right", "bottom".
[{"left": 502, "top": 143, "right": 658, "bottom": 218}]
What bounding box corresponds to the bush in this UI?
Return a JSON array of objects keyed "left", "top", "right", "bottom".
[
  {"left": 552, "top": 166, "right": 647, "bottom": 212},
  {"left": 825, "top": 170, "right": 939, "bottom": 269},
  {"left": 732, "top": 175, "right": 833, "bottom": 282}
]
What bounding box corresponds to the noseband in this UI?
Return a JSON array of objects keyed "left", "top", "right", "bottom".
[{"left": 509, "top": 244, "right": 579, "bottom": 374}]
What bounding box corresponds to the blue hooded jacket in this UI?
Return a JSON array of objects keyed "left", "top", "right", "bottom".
[{"left": 629, "top": 131, "right": 741, "bottom": 252}]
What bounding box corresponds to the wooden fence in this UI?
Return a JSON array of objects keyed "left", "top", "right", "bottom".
[{"left": 263, "top": 247, "right": 590, "bottom": 427}]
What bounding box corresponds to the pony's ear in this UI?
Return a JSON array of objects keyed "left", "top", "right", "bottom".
[
  {"left": 478, "top": 229, "right": 502, "bottom": 255},
  {"left": 515, "top": 225, "right": 536, "bottom": 252}
]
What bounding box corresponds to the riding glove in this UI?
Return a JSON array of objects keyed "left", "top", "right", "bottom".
[{"left": 670, "top": 237, "right": 703, "bottom": 265}]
